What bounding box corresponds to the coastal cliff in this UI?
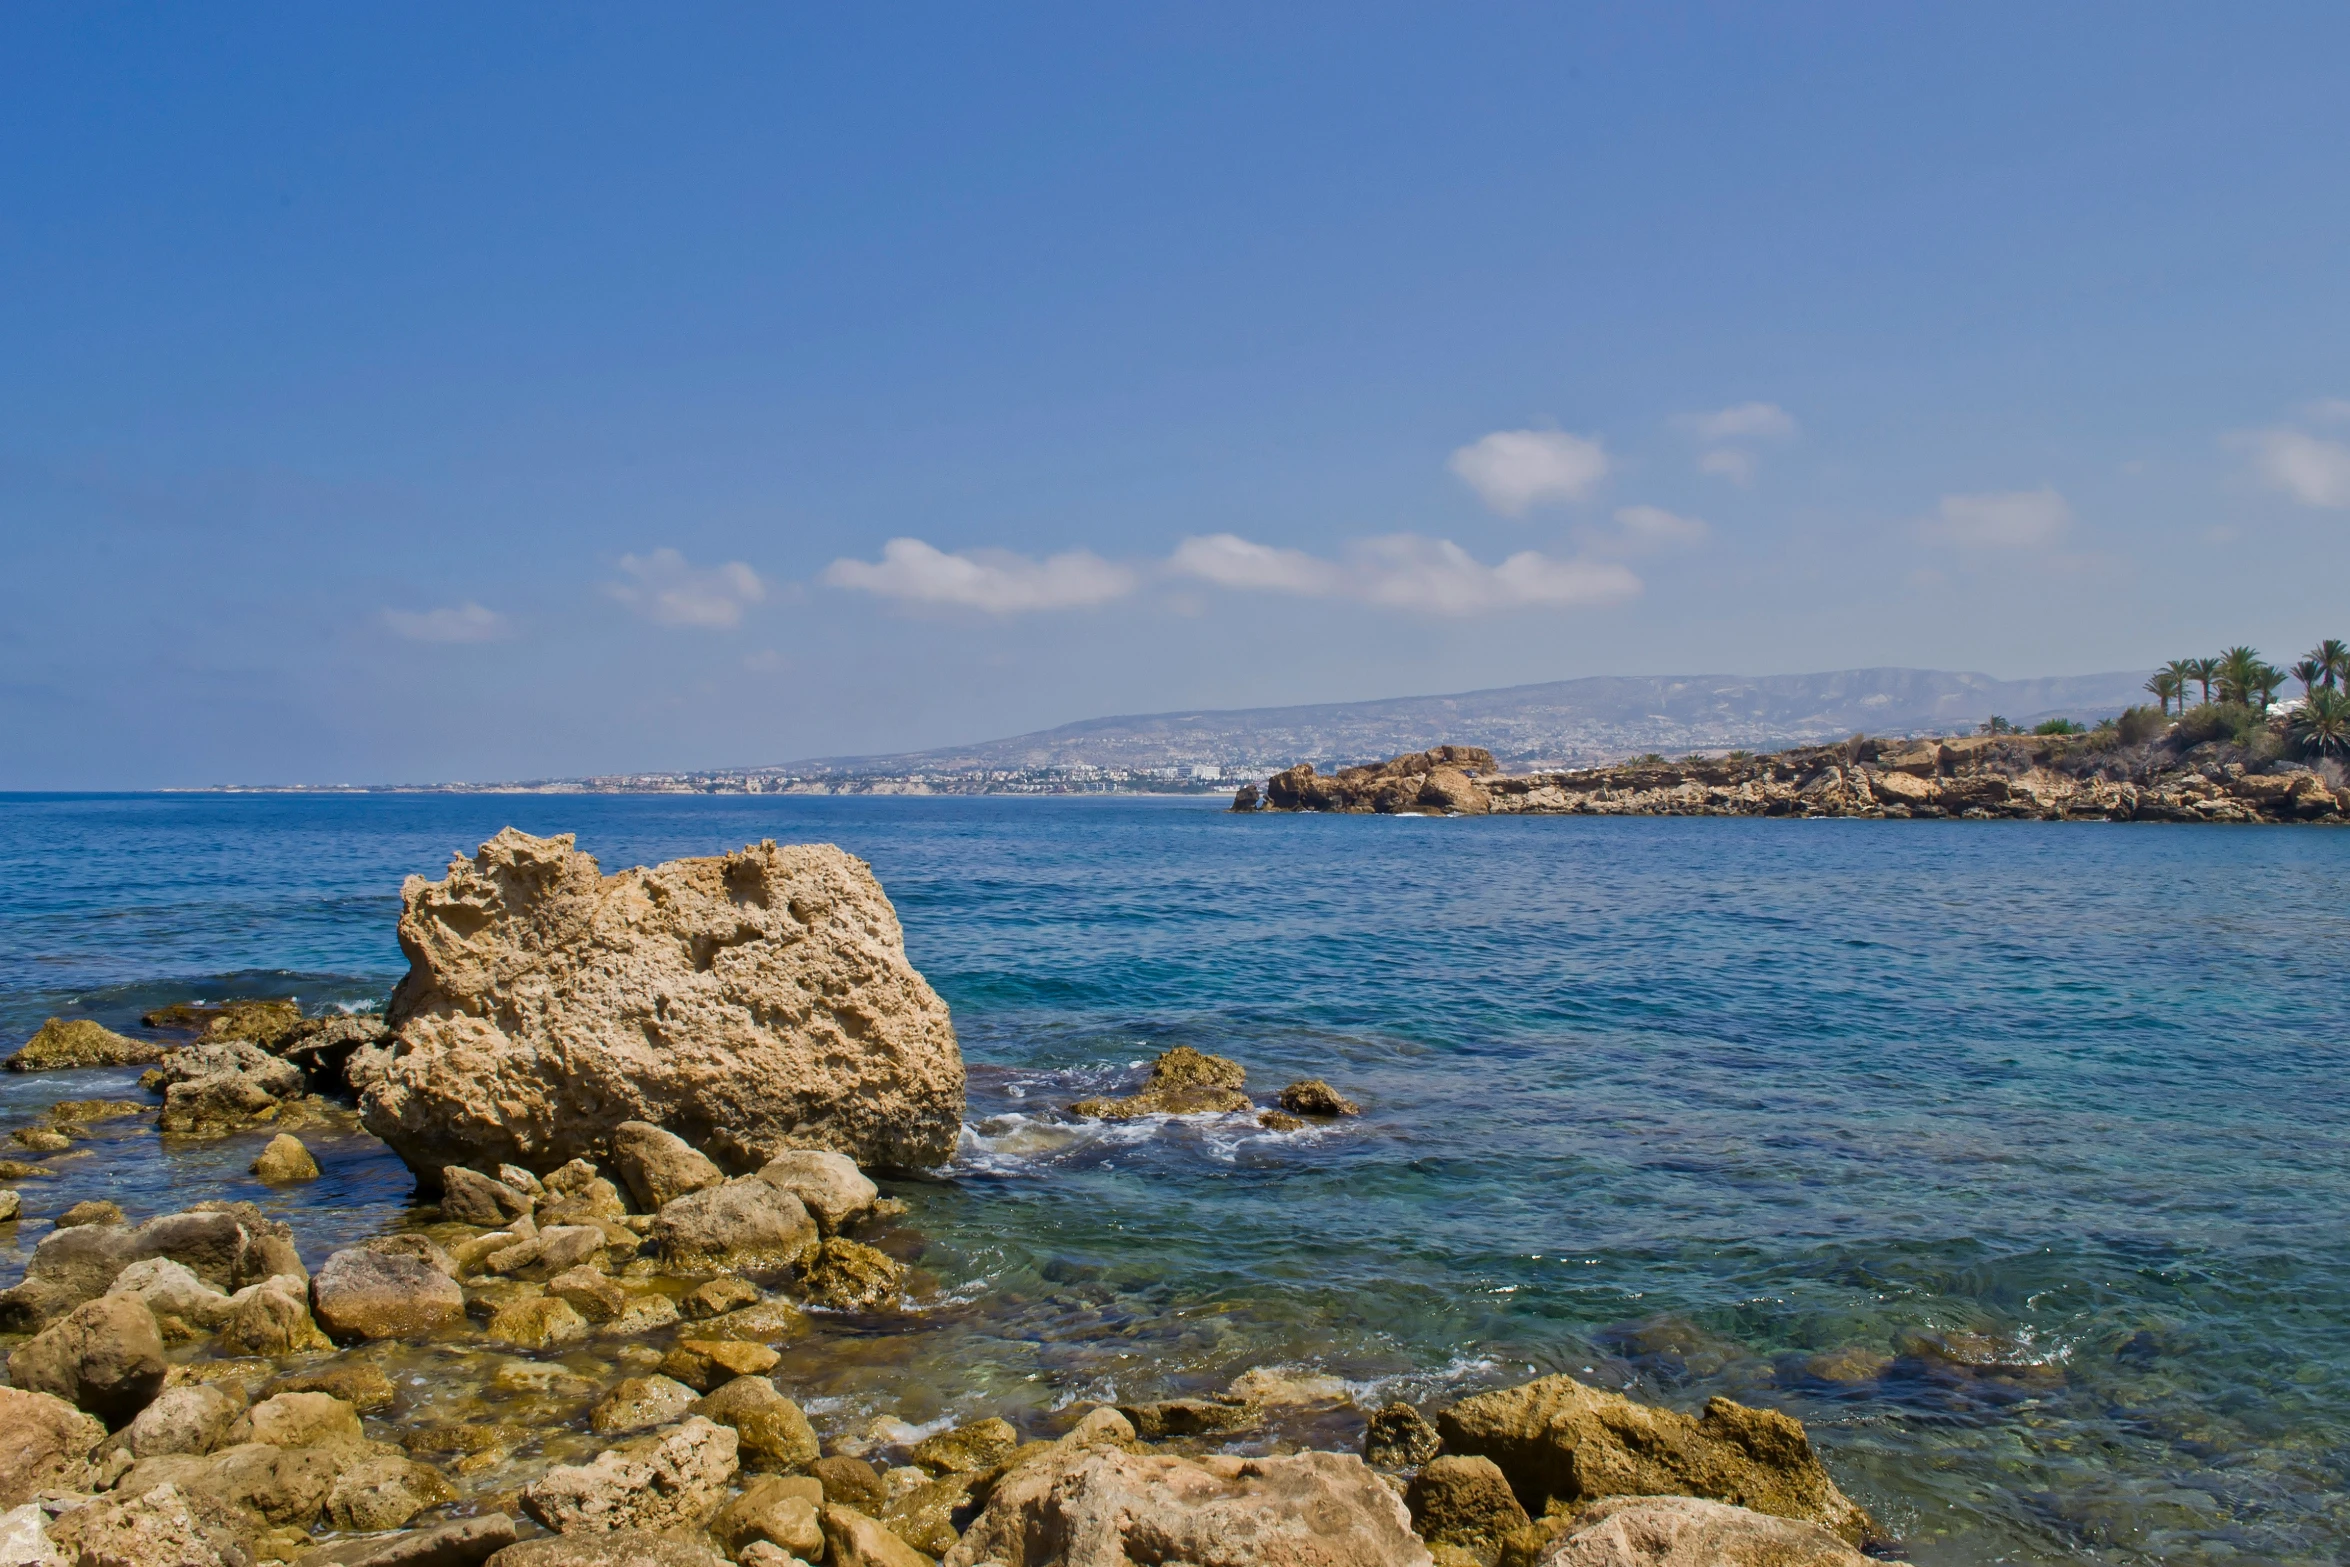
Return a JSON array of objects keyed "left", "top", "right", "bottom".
[{"left": 1241, "top": 734, "right": 2348, "bottom": 823}]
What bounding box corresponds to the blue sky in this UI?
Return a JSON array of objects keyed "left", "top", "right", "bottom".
[{"left": 5, "top": 5, "right": 2348, "bottom": 787}]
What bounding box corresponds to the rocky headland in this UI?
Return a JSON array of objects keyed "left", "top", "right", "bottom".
[
  {"left": 0, "top": 829, "right": 1903, "bottom": 1567},
  {"left": 1239, "top": 732, "right": 2349, "bottom": 823}
]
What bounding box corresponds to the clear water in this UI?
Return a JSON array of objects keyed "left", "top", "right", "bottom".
[{"left": 2, "top": 792, "right": 2345, "bottom": 1566}]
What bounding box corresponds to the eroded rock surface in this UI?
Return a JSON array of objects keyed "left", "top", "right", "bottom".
[
  {"left": 6, "top": 1017, "right": 163, "bottom": 1071},
  {"left": 1070, "top": 1047, "right": 1251, "bottom": 1120},
  {"left": 0, "top": 1386, "right": 106, "bottom": 1503},
  {"left": 519, "top": 1415, "right": 739, "bottom": 1535},
  {"left": 1535, "top": 1495, "right": 1881, "bottom": 1566},
  {"left": 364, "top": 830, "right": 964, "bottom": 1179}
]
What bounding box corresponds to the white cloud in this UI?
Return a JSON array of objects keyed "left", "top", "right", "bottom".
[
  {"left": 1169, "top": 532, "right": 1639, "bottom": 615},
  {"left": 2302, "top": 398, "right": 2350, "bottom": 424},
  {"left": 609, "top": 548, "right": 767, "bottom": 628},
  {"left": 1698, "top": 448, "right": 1757, "bottom": 484},
  {"left": 1449, "top": 429, "right": 1610, "bottom": 515},
  {"left": 822, "top": 537, "right": 1136, "bottom": 614},
  {"left": 381, "top": 602, "right": 512, "bottom": 643},
  {"left": 2240, "top": 428, "right": 2350, "bottom": 509},
  {"left": 1683, "top": 401, "right": 1798, "bottom": 442},
  {"left": 1608, "top": 504, "right": 1710, "bottom": 553},
  {"left": 1920, "top": 488, "right": 2073, "bottom": 550}
]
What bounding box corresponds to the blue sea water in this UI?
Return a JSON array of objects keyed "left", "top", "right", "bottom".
[{"left": 2, "top": 791, "right": 2346, "bottom": 1565}]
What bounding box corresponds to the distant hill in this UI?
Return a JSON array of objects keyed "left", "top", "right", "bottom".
[{"left": 778, "top": 667, "right": 2150, "bottom": 777}]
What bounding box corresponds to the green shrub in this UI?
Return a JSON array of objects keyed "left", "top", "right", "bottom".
[
  {"left": 2115, "top": 705, "right": 2168, "bottom": 746},
  {"left": 2174, "top": 701, "right": 2259, "bottom": 746},
  {"left": 2032, "top": 718, "right": 2084, "bottom": 736}
]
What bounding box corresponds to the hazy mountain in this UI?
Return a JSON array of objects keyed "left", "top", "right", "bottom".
[{"left": 779, "top": 667, "right": 2151, "bottom": 777}]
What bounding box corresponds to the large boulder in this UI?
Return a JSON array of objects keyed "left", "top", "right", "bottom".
[
  {"left": 688, "top": 1376, "right": 819, "bottom": 1471},
  {"left": 6, "top": 1017, "right": 163, "bottom": 1071},
  {"left": 311, "top": 1247, "right": 467, "bottom": 1341},
  {"left": 362, "top": 830, "right": 964, "bottom": 1182},
  {"left": 519, "top": 1415, "right": 739, "bottom": 1535},
  {"left": 0, "top": 1386, "right": 106, "bottom": 1503},
  {"left": 1434, "top": 1375, "right": 1874, "bottom": 1544},
  {"left": 1535, "top": 1495, "right": 1879, "bottom": 1566},
  {"left": 6, "top": 1295, "right": 168, "bottom": 1425},
  {"left": 124, "top": 1385, "right": 243, "bottom": 1459},
  {"left": 944, "top": 1445, "right": 1431, "bottom": 1567},
  {"left": 48, "top": 1481, "right": 246, "bottom": 1567}
]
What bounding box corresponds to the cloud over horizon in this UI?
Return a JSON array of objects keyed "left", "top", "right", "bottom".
[
  {"left": 1171, "top": 531, "right": 1640, "bottom": 614},
  {"left": 823, "top": 537, "right": 1138, "bottom": 613},
  {"left": 381, "top": 602, "right": 512, "bottom": 643},
  {"left": 609, "top": 548, "right": 767, "bottom": 628},
  {"left": 1449, "top": 429, "right": 1610, "bottom": 515},
  {"left": 2239, "top": 427, "right": 2350, "bottom": 509},
  {"left": 1922, "top": 488, "right": 2074, "bottom": 549}
]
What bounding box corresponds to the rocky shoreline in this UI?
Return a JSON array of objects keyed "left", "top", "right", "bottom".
[
  {"left": 0, "top": 830, "right": 1903, "bottom": 1567},
  {"left": 1235, "top": 733, "right": 2350, "bottom": 823}
]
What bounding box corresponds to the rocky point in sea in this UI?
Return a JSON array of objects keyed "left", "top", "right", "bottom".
[{"left": 0, "top": 826, "right": 1907, "bottom": 1566}]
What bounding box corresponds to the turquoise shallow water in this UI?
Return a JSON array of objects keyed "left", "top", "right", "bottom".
[{"left": 2, "top": 792, "right": 2347, "bottom": 1564}]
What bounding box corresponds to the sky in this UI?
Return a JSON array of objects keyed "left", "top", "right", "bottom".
[{"left": 5, "top": 5, "right": 2348, "bottom": 788}]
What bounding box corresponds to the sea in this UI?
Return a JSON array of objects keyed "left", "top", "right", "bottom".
[{"left": 1, "top": 790, "right": 2345, "bottom": 1566}]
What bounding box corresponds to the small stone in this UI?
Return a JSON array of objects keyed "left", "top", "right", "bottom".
[
  {"left": 733, "top": 1543, "right": 801, "bottom": 1567},
  {"left": 217, "top": 1275, "right": 332, "bottom": 1356},
  {"left": 540, "top": 1157, "right": 602, "bottom": 1195},
  {"left": 661, "top": 1337, "right": 780, "bottom": 1393},
  {"left": 589, "top": 1375, "right": 699, "bottom": 1436},
  {"left": 440, "top": 1166, "right": 533, "bottom": 1227},
  {"left": 1257, "top": 1110, "right": 1305, "bottom": 1132},
  {"left": 884, "top": 1471, "right": 976, "bottom": 1557},
  {"left": 810, "top": 1454, "right": 886, "bottom": 1513},
  {"left": 546, "top": 1265, "right": 626, "bottom": 1323},
  {"left": 236, "top": 1390, "right": 363, "bottom": 1448},
  {"left": 681, "top": 1275, "right": 762, "bottom": 1320},
  {"left": 599, "top": 1290, "right": 682, "bottom": 1337},
  {"left": 1277, "top": 1078, "right": 1360, "bottom": 1116},
  {"left": 910, "top": 1417, "right": 1018, "bottom": 1476},
  {"left": 50, "top": 1098, "right": 148, "bottom": 1123},
  {"left": 483, "top": 1532, "right": 725, "bottom": 1567},
  {"left": 323, "top": 1450, "right": 458, "bottom": 1531},
  {"left": 691, "top": 1299, "right": 808, "bottom": 1343},
  {"left": 689, "top": 1375, "right": 820, "bottom": 1471},
  {"left": 250, "top": 1134, "right": 320, "bottom": 1183},
  {"left": 711, "top": 1475, "right": 828, "bottom": 1559},
  {"left": 311, "top": 1247, "right": 468, "bottom": 1342},
  {"left": 651, "top": 1177, "right": 818, "bottom": 1272},
  {"left": 612, "top": 1121, "right": 726, "bottom": 1212},
  {"left": 266, "top": 1362, "right": 398, "bottom": 1413},
  {"left": 6, "top": 1294, "right": 167, "bottom": 1425},
  {"left": 755, "top": 1150, "right": 879, "bottom": 1235},
  {"left": 123, "top": 1383, "right": 241, "bottom": 1459},
  {"left": 357, "top": 1233, "right": 459, "bottom": 1278},
  {"left": 485, "top": 1295, "right": 587, "bottom": 1349},
  {"left": 57, "top": 1199, "right": 125, "bottom": 1228},
  {"left": 1408, "top": 1454, "right": 1532, "bottom": 1556},
  {"left": 520, "top": 1415, "right": 740, "bottom": 1536},
  {"left": 1364, "top": 1401, "right": 1441, "bottom": 1469},
  {"left": 798, "top": 1237, "right": 906, "bottom": 1311},
  {"left": 0, "top": 1385, "right": 106, "bottom": 1504},
  {"left": 819, "top": 1502, "right": 932, "bottom": 1567},
  {"left": 0, "top": 1191, "right": 20, "bottom": 1223},
  {"left": 496, "top": 1164, "right": 546, "bottom": 1198}
]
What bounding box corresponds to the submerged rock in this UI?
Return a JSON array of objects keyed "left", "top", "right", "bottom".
[
  {"left": 486, "top": 1532, "right": 724, "bottom": 1567},
  {"left": 688, "top": 1376, "right": 819, "bottom": 1471},
  {"left": 58, "top": 1199, "right": 125, "bottom": 1228},
  {"left": 364, "top": 829, "right": 965, "bottom": 1181},
  {"left": 252, "top": 1133, "right": 322, "bottom": 1183},
  {"left": 588, "top": 1375, "right": 698, "bottom": 1437},
  {"left": 1435, "top": 1374, "right": 1874, "bottom": 1544},
  {"left": 6, "top": 1017, "right": 163, "bottom": 1071},
  {"left": 1536, "top": 1495, "right": 1879, "bottom": 1566},
  {"left": 799, "top": 1236, "right": 906, "bottom": 1310},
  {"left": 292, "top": 1511, "right": 518, "bottom": 1566},
  {"left": 910, "top": 1416, "right": 1018, "bottom": 1476},
  {"left": 1070, "top": 1046, "right": 1252, "bottom": 1120},
  {"left": 947, "top": 1445, "right": 1431, "bottom": 1567}
]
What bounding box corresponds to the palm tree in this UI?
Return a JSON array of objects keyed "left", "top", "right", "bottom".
[
  {"left": 2292, "top": 688, "right": 2350, "bottom": 757},
  {"left": 2252, "top": 662, "right": 2288, "bottom": 712},
  {"left": 2162, "top": 658, "right": 2198, "bottom": 709},
  {"left": 2185, "top": 656, "right": 2220, "bottom": 707},
  {"left": 2293, "top": 659, "right": 2324, "bottom": 699},
  {"left": 2144, "top": 671, "right": 2183, "bottom": 715},
  {"left": 2216, "top": 646, "right": 2262, "bottom": 707},
  {"left": 2313, "top": 639, "right": 2350, "bottom": 691}
]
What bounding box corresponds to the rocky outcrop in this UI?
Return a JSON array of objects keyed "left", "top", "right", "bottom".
[
  {"left": 363, "top": 830, "right": 965, "bottom": 1184},
  {"left": 945, "top": 1445, "right": 1432, "bottom": 1567},
  {"left": 1435, "top": 1375, "right": 1874, "bottom": 1544},
  {"left": 1278, "top": 1079, "right": 1360, "bottom": 1116},
  {"left": 1071, "top": 1046, "right": 1252, "bottom": 1120},
  {"left": 0, "top": 1207, "right": 303, "bottom": 1333},
  {"left": 1249, "top": 735, "right": 2350, "bottom": 824},
  {"left": 1260, "top": 746, "right": 1500, "bottom": 815},
  {"left": 1534, "top": 1495, "right": 1880, "bottom": 1566},
  {"left": 6, "top": 1018, "right": 163, "bottom": 1071},
  {"left": 150, "top": 1040, "right": 309, "bottom": 1137}
]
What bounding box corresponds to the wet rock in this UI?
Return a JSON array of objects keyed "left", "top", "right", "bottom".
[
  {"left": 160, "top": 1072, "right": 283, "bottom": 1137},
  {"left": 1408, "top": 1455, "right": 1530, "bottom": 1560},
  {"left": 690, "top": 1299, "right": 806, "bottom": 1343},
  {"left": 1434, "top": 1374, "right": 1873, "bottom": 1544},
  {"left": 681, "top": 1275, "right": 762, "bottom": 1319},
  {"left": 546, "top": 1266, "right": 626, "bottom": 1323},
  {"left": 652, "top": 1177, "right": 818, "bottom": 1272},
  {"left": 1536, "top": 1494, "right": 1877, "bottom": 1566},
  {"left": 1277, "top": 1079, "right": 1360, "bottom": 1116},
  {"left": 0, "top": 1386, "right": 106, "bottom": 1504},
  {"left": 811, "top": 1455, "right": 888, "bottom": 1513},
  {"left": 910, "top": 1417, "right": 1018, "bottom": 1476},
  {"left": 1070, "top": 1046, "right": 1251, "bottom": 1120},
  {"left": 292, "top": 1512, "right": 518, "bottom": 1566},
  {"left": 125, "top": 1384, "right": 244, "bottom": 1458},
  {"left": 1800, "top": 1347, "right": 1892, "bottom": 1385},
  {"left": 7, "top": 1294, "right": 168, "bottom": 1425},
  {"left": 324, "top": 1450, "right": 459, "bottom": 1531},
  {"left": 524, "top": 1225, "right": 607, "bottom": 1278},
  {"left": 366, "top": 830, "right": 965, "bottom": 1180},
  {"left": 946, "top": 1446, "right": 1429, "bottom": 1567},
  {"left": 0, "top": 1190, "right": 18, "bottom": 1223},
  {"left": 252, "top": 1134, "right": 321, "bottom": 1183},
  {"left": 822, "top": 1503, "right": 931, "bottom": 1567},
  {"left": 1226, "top": 1367, "right": 1349, "bottom": 1408},
  {"left": 599, "top": 1290, "right": 681, "bottom": 1337},
  {"left": 360, "top": 1234, "right": 460, "bottom": 1278},
  {"left": 884, "top": 1471, "right": 977, "bottom": 1556},
  {"left": 152, "top": 1038, "right": 305, "bottom": 1096},
  {"left": 589, "top": 1375, "right": 698, "bottom": 1437},
  {"left": 218, "top": 1275, "right": 332, "bottom": 1357},
  {"left": 661, "top": 1338, "right": 781, "bottom": 1393},
  {"left": 442, "top": 1168, "right": 535, "bottom": 1227},
  {"left": 711, "top": 1475, "right": 826, "bottom": 1558},
  {"left": 612, "top": 1122, "right": 725, "bottom": 1212},
  {"left": 196, "top": 999, "right": 306, "bottom": 1049},
  {"left": 7, "top": 1018, "right": 165, "bottom": 1072},
  {"left": 1257, "top": 1110, "right": 1305, "bottom": 1131},
  {"left": 484, "top": 1296, "right": 588, "bottom": 1350},
  {"left": 1364, "top": 1402, "right": 1441, "bottom": 1469},
  {"left": 234, "top": 1392, "right": 363, "bottom": 1448},
  {"left": 268, "top": 1363, "right": 399, "bottom": 1413},
  {"left": 9, "top": 1129, "right": 69, "bottom": 1153},
  {"left": 520, "top": 1414, "right": 740, "bottom": 1535},
  {"left": 1059, "top": 1406, "right": 1139, "bottom": 1450},
  {"left": 756, "top": 1151, "right": 878, "bottom": 1235},
  {"left": 689, "top": 1376, "right": 819, "bottom": 1471},
  {"left": 58, "top": 1199, "right": 125, "bottom": 1228},
  {"left": 312, "top": 1247, "right": 468, "bottom": 1342},
  {"left": 48, "top": 1480, "right": 243, "bottom": 1567},
  {"left": 485, "top": 1533, "right": 725, "bottom": 1567},
  {"left": 1117, "top": 1398, "right": 1257, "bottom": 1441},
  {"left": 799, "top": 1237, "right": 906, "bottom": 1310}
]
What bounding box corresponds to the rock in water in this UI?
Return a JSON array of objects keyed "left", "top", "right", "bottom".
[
  {"left": 945, "top": 1446, "right": 1431, "bottom": 1567},
  {"left": 1434, "top": 1374, "right": 1875, "bottom": 1544},
  {"left": 1069, "top": 1045, "right": 1251, "bottom": 1120},
  {"left": 310, "top": 1247, "right": 467, "bottom": 1342},
  {"left": 364, "top": 830, "right": 964, "bottom": 1180},
  {"left": 6, "top": 1018, "right": 163, "bottom": 1071},
  {"left": 1406, "top": 1455, "right": 1530, "bottom": 1559},
  {"left": 612, "top": 1121, "right": 725, "bottom": 1211},
  {"left": 1363, "top": 1402, "right": 1441, "bottom": 1469},
  {"left": 250, "top": 1134, "right": 320, "bottom": 1183},
  {"left": 1539, "top": 1495, "right": 1880, "bottom": 1566}
]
